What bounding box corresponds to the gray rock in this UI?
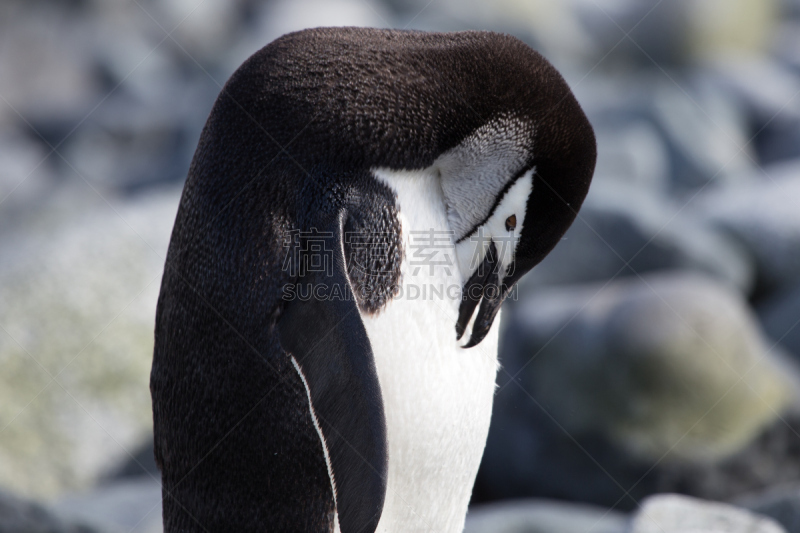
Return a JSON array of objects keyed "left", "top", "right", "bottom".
[
  {"left": 0, "top": 488, "right": 104, "bottom": 533},
  {"left": 737, "top": 483, "right": 800, "bottom": 533},
  {"left": 464, "top": 499, "right": 627, "bottom": 533},
  {"left": 0, "top": 187, "right": 180, "bottom": 497},
  {"left": 476, "top": 273, "right": 797, "bottom": 508},
  {"left": 227, "top": 0, "right": 393, "bottom": 72},
  {"left": 592, "top": 120, "right": 670, "bottom": 191},
  {"left": 0, "top": 130, "right": 56, "bottom": 219},
  {"left": 580, "top": 73, "right": 755, "bottom": 192},
  {"left": 577, "top": 0, "right": 691, "bottom": 68},
  {"left": 703, "top": 56, "right": 800, "bottom": 125},
  {"left": 53, "top": 478, "right": 162, "bottom": 533},
  {"left": 0, "top": 5, "right": 99, "bottom": 127},
  {"left": 758, "top": 281, "right": 800, "bottom": 359},
  {"left": 101, "top": 439, "right": 159, "bottom": 482},
  {"left": 524, "top": 182, "right": 754, "bottom": 293},
  {"left": 651, "top": 77, "right": 755, "bottom": 191},
  {"left": 517, "top": 272, "right": 794, "bottom": 461},
  {"left": 629, "top": 494, "right": 785, "bottom": 533},
  {"left": 690, "top": 162, "right": 800, "bottom": 292}
]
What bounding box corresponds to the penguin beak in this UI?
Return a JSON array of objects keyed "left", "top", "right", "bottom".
[{"left": 455, "top": 242, "right": 511, "bottom": 348}]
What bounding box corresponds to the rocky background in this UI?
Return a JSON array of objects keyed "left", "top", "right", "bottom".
[{"left": 2, "top": 0, "right": 800, "bottom": 531}]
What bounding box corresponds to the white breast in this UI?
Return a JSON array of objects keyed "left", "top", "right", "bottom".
[{"left": 358, "top": 166, "right": 501, "bottom": 533}]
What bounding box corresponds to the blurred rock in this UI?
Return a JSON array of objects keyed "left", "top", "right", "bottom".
[
  {"left": 737, "top": 483, "right": 800, "bottom": 533},
  {"left": 227, "top": 0, "right": 393, "bottom": 72},
  {"left": 0, "top": 4, "right": 100, "bottom": 129},
  {"left": 61, "top": 86, "right": 209, "bottom": 192},
  {"left": 0, "top": 488, "right": 104, "bottom": 533},
  {"left": 101, "top": 438, "right": 159, "bottom": 482},
  {"left": 0, "top": 187, "right": 180, "bottom": 498},
  {"left": 648, "top": 407, "right": 800, "bottom": 504},
  {"left": 0, "top": 130, "right": 56, "bottom": 221},
  {"left": 652, "top": 77, "right": 755, "bottom": 190},
  {"left": 53, "top": 478, "right": 162, "bottom": 533},
  {"left": 579, "top": 0, "right": 692, "bottom": 68},
  {"left": 592, "top": 121, "right": 670, "bottom": 191},
  {"left": 703, "top": 56, "right": 800, "bottom": 124},
  {"left": 773, "top": 21, "right": 800, "bottom": 71},
  {"left": 141, "top": 0, "right": 245, "bottom": 64},
  {"left": 516, "top": 273, "right": 793, "bottom": 460},
  {"left": 476, "top": 273, "right": 796, "bottom": 507},
  {"left": 758, "top": 281, "right": 800, "bottom": 359},
  {"left": 629, "top": 493, "right": 785, "bottom": 533},
  {"left": 464, "top": 499, "right": 627, "bottom": 533},
  {"left": 686, "top": 0, "right": 779, "bottom": 61},
  {"left": 753, "top": 116, "right": 800, "bottom": 166},
  {"left": 524, "top": 182, "right": 754, "bottom": 292},
  {"left": 690, "top": 161, "right": 800, "bottom": 293},
  {"left": 699, "top": 54, "right": 800, "bottom": 164},
  {"left": 584, "top": 73, "right": 755, "bottom": 192},
  {"left": 401, "top": 0, "right": 773, "bottom": 69}
]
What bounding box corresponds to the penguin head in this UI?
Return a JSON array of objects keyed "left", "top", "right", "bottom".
[
  {"left": 239, "top": 28, "right": 597, "bottom": 347},
  {"left": 440, "top": 106, "right": 596, "bottom": 348}
]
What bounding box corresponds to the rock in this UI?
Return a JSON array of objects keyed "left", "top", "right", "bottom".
[
  {"left": 650, "top": 76, "right": 755, "bottom": 191},
  {"left": 0, "top": 5, "right": 99, "bottom": 128},
  {"left": 520, "top": 272, "right": 797, "bottom": 460},
  {"left": 684, "top": 0, "right": 779, "bottom": 60},
  {"left": 61, "top": 87, "right": 207, "bottom": 192},
  {"left": 144, "top": 0, "right": 244, "bottom": 63},
  {"left": 524, "top": 182, "right": 754, "bottom": 293},
  {"left": 630, "top": 494, "right": 785, "bottom": 533},
  {"left": 0, "top": 488, "right": 104, "bottom": 533},
  {"left": 0, "top": 187, "right": 180, "bottom": 497},
  {"left": 227, "top": 0, "right": 393, "bottom": 72},
  {"left": 758, "top": 281, "right": 800, "bottom": 359},
  {"left": 773, "top": 21, "right": 800, "bottom": 71},
  {"left": 690, "top": 162, "right": 800, "bottom": 292},
  {"left": 753, "top": 116, "right": 800, "bottom": 166},
  {"left": 464, "top": 499, "right": 627, "bottom": 533},
  {"left": 0, "top": 130, "right": 57, "bottom": 222},
  {"left": 702, "top": 56, "right": 800, "bottom": 125},
  {"left": 476, "top": 273, "right": 797, "bottom": 508},
  {"left": 737, "top": 483, "right": 800, "bottom": 533},
  {"left": 592, "top": 120, "right": 670, "bottom": 191},
  {"left": 642, "top": 406, "right": 800, "bottom": 504},
  {"left": 53, "top": 478, "right": 163, "bottom": 533},
  {"left": 100, "top": 439, "right": 159, "bottom": 482},
  {"left": 583, "top": 73, "right": 755, "bottom": 193}
]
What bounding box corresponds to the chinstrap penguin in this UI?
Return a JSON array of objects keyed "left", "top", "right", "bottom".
[{"left": 151, "top": 27, "right": 596, "bottom": 533}]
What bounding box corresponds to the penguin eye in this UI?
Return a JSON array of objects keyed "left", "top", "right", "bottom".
[{"left": 505, "top": 214, "right": 517, "bottom": 232}]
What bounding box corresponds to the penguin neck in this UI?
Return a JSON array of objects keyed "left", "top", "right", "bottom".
[
  {"left": 372, "top": 165, "right": 468, "bottom": 290},
  {"left": 363, "top": 166, "right": 499, "bottom": 532}
]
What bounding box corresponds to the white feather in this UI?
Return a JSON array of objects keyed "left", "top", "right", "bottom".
[{"left": 356, "top": 166, "right": 501, "bottom": 533}]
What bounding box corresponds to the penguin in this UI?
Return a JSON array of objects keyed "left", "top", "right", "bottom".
[{"left": 151, "top": 27, "right": 595, "bottom": 533}]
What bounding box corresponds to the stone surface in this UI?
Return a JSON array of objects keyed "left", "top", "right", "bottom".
[
  {"left": 651, "top": 76, "right": 755, "bottom": 191},
  {"left": 0, "top": 488, "right": 105, "bottom": 533},
  {"left": 738, "top": 483, "right": 800, "bottom": 533},
  {"left": 629, "top": 493, "right": 785, "bottom": 533},
  {"left": 690, "top": 163, "right": 800, "bottom": 293},
  {"left": 0, "top": 187, "right": 180, "bottom": 498},
  {"left": 53, "top": 478, "right": 163, "bottom": 533},
  {"left": 464, "top": 499, "right": 627, "bottom": 533},
  {"left": 592, "top": 120, "right": 670, "bottom": 191},
  {"left": 515, "top": 273, "right": 794, "bottom": 460},
  {"left": 476, "top": 272, "right": 798, "bottom": 508},
  {"left": 524, "top": 182, "right": 755, "bottom": 293},
  {"left": 758, "top": 281, "right": 800, "bottom": 360}
]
